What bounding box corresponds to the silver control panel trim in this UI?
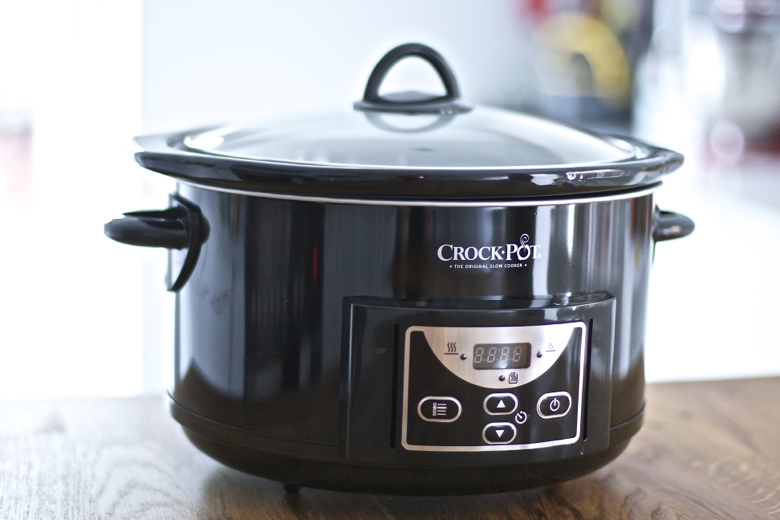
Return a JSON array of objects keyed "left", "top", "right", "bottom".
[
  {"left": 401, "top": 322, "right": 587, "bottom": 452},
  {"left": 408, "top": 323, "right": 584, "bottom": 389}
]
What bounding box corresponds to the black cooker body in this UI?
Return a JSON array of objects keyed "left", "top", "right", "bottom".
[
  {"left": 138, "top": 184, "right": 684, "bottom": 495},
  {"left": 103, "top": 43, "right": 695, "bottom": 495}
]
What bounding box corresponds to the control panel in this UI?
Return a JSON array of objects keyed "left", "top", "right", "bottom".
[{"left": 401, "top": 323, "right": 586, "bottom": 452}]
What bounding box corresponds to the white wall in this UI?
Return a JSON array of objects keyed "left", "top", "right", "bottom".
[
  {"left": 637, "top": 6, "right": 780, "bottom": 382},
  {"left": 141, "top": 0, "right": 535, "bottom": 133},
  {"left": 0, "top": 0, "right": 149, "bottom": 398}
]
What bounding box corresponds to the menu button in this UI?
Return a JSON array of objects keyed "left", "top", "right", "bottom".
[{"left": 418, "top": 396, "right": 462, "bottom": 422}]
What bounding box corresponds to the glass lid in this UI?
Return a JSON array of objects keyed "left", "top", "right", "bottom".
[
  {"left": 181, "top": 107, "right": 638, "bottom": 170},
  {"left": 133, "top": 43, "right": 683, "bottom": 201}
]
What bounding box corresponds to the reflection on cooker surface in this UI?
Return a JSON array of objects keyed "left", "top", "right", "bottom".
[{"left": 170, "top": 184, "right": 654, "bottom": 446}]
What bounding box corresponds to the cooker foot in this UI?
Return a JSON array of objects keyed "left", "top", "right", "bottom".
[{"left": 283, "top": 484, "right": 301, "bottom": 494}]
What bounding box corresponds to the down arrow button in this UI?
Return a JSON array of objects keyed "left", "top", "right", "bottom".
[{"left": 483, "top": 423, "right": 517, "bottom": 444}]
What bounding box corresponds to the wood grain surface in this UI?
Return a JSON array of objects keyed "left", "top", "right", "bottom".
[{"left": 1, "top": 377, "right": 779, "bottom": 519}]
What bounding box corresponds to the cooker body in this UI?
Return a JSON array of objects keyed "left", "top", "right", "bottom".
[{"left": 169, "top": 183, "right": 656, "bottom": 494}]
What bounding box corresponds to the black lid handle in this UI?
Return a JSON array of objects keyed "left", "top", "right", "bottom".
[{"left": 354, "top": 43, "right": 470, "bottom": 114}]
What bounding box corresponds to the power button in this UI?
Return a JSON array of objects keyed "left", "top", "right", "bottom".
[{"left": 537, "top": 392, "right": 572, "bottom": 419}]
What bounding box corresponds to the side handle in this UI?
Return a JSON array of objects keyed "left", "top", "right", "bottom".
[
  {"left": 653, "top": 208, "right": 695, "bottom": 242},
  {"left": 104, "top": 194, "right": 208, "bottom": 291},
  {"left": 104, "top": 206, "right": 189, "bottom": 249}
]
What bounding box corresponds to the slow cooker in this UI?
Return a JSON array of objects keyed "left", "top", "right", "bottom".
[{"left": 105, "top": 43, "right": 694, "bottom": 495}]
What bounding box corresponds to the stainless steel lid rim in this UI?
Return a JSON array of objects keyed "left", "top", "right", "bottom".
[{"left": 171, "top": 179, "right": 661, "bottom": 207}]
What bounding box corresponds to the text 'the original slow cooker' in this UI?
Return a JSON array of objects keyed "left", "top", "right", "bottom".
[{"left": 105, "top": 43, "right": 694, "bottom": 495}]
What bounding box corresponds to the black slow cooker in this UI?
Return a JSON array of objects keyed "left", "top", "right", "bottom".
[{"left": 106, "top": 44, "right": 694, "bottom": 495}]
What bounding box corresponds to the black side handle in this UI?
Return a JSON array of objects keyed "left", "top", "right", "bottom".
[
  {"left": 104, "top": 194, "right": 208, "bottom": 291},
  {"left": 354, "top": 43, "right": 471, "bottom": 114},
  {"left": 104, "top": 207, "right": 189, "bottom": 249},
  {"left": 653, "top": 209, "right": 695, "bottom": 242}
]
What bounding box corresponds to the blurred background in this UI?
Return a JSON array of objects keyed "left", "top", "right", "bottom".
[{"left": 1, "top": 0, "right": 779, "bottom": 399}]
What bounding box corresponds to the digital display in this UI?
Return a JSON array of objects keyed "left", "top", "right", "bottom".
[{"left": 472, "top": 343, "right": 531, "bottom": 370}]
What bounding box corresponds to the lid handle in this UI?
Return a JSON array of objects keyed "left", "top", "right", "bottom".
[{"left": 354, "top": 43, "right": 471, "bottom": 114}]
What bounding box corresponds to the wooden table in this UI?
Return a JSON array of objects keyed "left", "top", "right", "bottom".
[{"left": 1, "top": 377, "right": 779, "bottom": 519}]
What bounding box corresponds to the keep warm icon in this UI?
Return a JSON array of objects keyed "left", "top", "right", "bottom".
[{"left": 508, "top": 372, "right": 519, "bottom": 384}]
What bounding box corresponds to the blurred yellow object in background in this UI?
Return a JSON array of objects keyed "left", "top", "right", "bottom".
[{"left": 534, "top": 12, "right": 632, "bottom": 105}]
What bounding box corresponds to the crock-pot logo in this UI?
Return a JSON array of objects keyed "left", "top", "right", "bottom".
[{"left": 436, "top": 234, "right": 541, "bottom": 269}]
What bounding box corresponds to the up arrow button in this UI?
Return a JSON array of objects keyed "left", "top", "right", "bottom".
[{"left": 484, "top": 393, "right": 518, "bottom": 415}]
